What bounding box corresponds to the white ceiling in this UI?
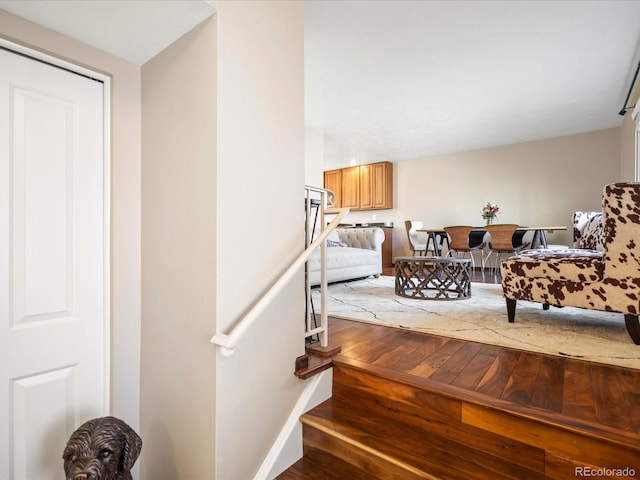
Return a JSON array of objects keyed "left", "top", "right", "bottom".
[
  {"left": 305, "top": 0, "right": 640, "bottom": 164},
  {"left": 0, "top": 0, "right": 215, "bottom": 65},
  {"left": 2, "top": 0, "right": 640, "bottom": 165}
]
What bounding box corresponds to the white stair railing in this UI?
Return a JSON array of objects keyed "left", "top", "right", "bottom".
[{"left": 210, "top": 186, "right": 348, "bottom": 356}]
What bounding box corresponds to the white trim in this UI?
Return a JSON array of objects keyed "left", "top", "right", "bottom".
[
  {"left": 0, "top": 38, "right": 112, "bottom": 412},
  {"left": 632, "top": 101, "right": 640, "bottom": 121},
  {"left": 102, "top": 72, "right": 112, "bottom": 415},
  {"left": 253, "top": 371, "right": 332, "bottom": 480},
  {"left": 0, "top": 38, "right": 108, "bottom": 82},
  {"left": 634, "top": 103, "right": 640, "bottom": 182}
]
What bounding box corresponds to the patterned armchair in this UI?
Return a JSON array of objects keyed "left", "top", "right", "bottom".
[{"left": 501, "top": 183, "right": 640, "bottom": 344}]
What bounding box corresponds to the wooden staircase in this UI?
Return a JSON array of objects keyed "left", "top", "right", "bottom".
[{"left": 278, "top": 318, "right": 640, "bottom": 480}]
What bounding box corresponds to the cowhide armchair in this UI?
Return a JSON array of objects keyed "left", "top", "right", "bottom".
[{"left": 501, "top": 183, "right": 640, "bottom": 344}]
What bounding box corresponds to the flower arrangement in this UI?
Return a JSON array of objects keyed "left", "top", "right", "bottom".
[{"left": 481, "top": 202, "right": 500, "bottom": 225}]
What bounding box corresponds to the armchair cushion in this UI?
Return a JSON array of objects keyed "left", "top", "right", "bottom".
[{"left": 501, "top": 249, "right": 603, "bottom": 283}]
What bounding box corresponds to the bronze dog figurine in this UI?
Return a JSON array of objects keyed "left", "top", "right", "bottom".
[{"left": 63, "top": 416, "right": 142, "bottom": 480}]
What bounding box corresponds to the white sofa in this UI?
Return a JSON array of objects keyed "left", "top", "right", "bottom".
[{"left": 308, "top": 227, "right": 385, "bottom": 286}]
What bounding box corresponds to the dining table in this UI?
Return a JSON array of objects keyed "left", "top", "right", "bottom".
[{"left": 417, "top": 226, "right": 568, "bottom": 257}]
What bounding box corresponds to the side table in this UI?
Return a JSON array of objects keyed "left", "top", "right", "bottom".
[{"left": 394, "top": 256, "right": 471, "bottom": 300}]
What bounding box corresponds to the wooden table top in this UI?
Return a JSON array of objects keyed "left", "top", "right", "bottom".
[{"left": 417, "top": 226, "right": 567, "bottom": 233}]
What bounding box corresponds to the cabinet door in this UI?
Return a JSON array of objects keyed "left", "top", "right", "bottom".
[
  {"left": 371, "top": 162, "right": 393, "bottom": 209},
  {"left": 359, "top": 164, "right": 373, "bottom": 210},
  {"left": 341, "top": 166, "right": 360, "bottom": 209},
  {"left": 323, "top": 169, "right": 342, "bottom": 207}
]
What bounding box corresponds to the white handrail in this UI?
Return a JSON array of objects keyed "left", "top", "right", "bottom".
[{"left": 211, "top": 189, "right": 348, "bottom": 356}]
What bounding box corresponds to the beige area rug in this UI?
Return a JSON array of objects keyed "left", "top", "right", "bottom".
[{"left": 311, "top": 275, "right": 640, "bottom": 369}]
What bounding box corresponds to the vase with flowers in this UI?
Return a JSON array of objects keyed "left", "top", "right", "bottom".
[{"left": 481, "top": 202, "right": 500, "bottom": 225}]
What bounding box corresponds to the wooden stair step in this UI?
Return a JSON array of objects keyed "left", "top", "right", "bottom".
[
  {"left": 275, "top": 456, "right": 371, "bottom": 480},
  {"left": 331, "top": 360, "right": 546, "bottom": 474},
  {"left": 329, "top": 357, "right": 640, "bottom": 478},
  {"left": 294, "top": 354, "right": 333, "bottom": 380},
  {"left": 301, "top": 397, "right": 539, "bottom": 480},
  {"left": 295, "top": 344, "right": 342, "bottom": 379}
]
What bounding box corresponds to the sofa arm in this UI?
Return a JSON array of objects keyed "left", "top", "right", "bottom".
[{"left": 336, "top": 227, "right": 385, "bottom": 252}]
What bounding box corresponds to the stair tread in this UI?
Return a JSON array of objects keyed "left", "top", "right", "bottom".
[
  {"left": 275, "top": 455, "right": 372, "bottom": 480},
  {"left": 302, "top": 397, "right": 540, "bottom": 480},
  {"left": 295, "top": 355, "right": 333, "bottom": 379}
]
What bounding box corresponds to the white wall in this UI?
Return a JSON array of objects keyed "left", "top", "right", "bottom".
[
  {"left": 142, "top": 3, "right": 308, "bottom": 477},
  {"left": 319, "top": 128, "right": 622, "bottom": 259},
  {"left": 3, "top": 5, "right": 308, "bottom": 479},
  {"left": 305, "top": 127, "right": 324, "bottom": 186},
  {"left": 140, "top": 17, "right": 217, "bottom": 479},
  {"left": 0, "top": 8, "right": 142, "bottom": 431},
  {"left": 213, "top": 1, "right": 306, "bottom": 479}
]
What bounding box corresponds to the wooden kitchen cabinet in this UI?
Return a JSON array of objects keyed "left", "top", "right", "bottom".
[
  {"left": 341, "top": 165, "right": 360, "bottom": 209},
  {"left": 361, "top": 161, "right": 393, "bottom": 210},
  {"left": 323, "top": 161, "right": 393, "bottom": 211},
  {"left": 359, "top": 163, "right": 373, "bottom": 209},
  {"left": 323, "top": 168, "right": 342, "bottom": 207}
]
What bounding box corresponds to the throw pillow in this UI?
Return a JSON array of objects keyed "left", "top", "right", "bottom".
[
  {"left": 327, "top": 229, "right": 341, "bottom": 243},
  {"left": 327, "top": 239, "right": 348, "bottom": 247},
  {"left": 579, "top": 213, "right": 604, "bottom": 251}
]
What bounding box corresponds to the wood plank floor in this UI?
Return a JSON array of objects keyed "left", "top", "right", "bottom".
[{"left": 325, "top": 315, "right": 640, "bottom": 449}]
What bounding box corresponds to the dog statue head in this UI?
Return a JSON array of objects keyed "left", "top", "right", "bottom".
[{"left": 63, "top": 416, "right": 142, "bottom": 480}]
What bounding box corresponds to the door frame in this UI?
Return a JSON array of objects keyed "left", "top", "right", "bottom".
[
  {"left": 0, "top": 38, "right": 112, "bottom": 410},
  {"left": 633, "top": 102, "right": 640, "bottom": 182}
]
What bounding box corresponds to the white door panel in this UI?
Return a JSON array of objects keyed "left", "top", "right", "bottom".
[
  {"left": 13, "top": 87, "right": 74, "bottom": 322},
  {"left": 12, "top": 367, "right": 76, "bottom": 480},
  {"left": 0, "top": 48, "right": 108, "bottom": 480}
]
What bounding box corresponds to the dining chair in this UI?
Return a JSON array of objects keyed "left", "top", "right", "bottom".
[
  {"left": 444, "top": 226, "right": 486, "bottom": 271},
  {"left": 405, "top": 220, "right": 428, "bottom": 256},
  {"left": 485, "top": 224, "right": 530, "bottom": 275},
  {"left": 405, "top": 220, "right": 446, "bottom": 256}
]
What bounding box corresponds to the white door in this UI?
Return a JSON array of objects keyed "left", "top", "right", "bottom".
[{"left": 0, "top": 48, "right": 108, "bottom": 480}]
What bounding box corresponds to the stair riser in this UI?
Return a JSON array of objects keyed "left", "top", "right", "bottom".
[
  {"left": 464, "top": 402, "right": 640, "bottom": 476},
  {"left": 303, "top": 423, "right": 435, "bottom": 480},
  {"left": 332, "top": 363, "right": 640, "bottom": 478},
  {"left": 332, "top": 364, "right": 545, "bottom": 475}
]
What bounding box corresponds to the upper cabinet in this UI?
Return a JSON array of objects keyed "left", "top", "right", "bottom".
[
  {"left": 323, "top": 161, "right": 393, "bottom": 211},
  {"left": 323, "top": 168, "right": 342, "bottom": 208},
  {"left": 341, "top": 165, "right": 361, "bottom": 209}
]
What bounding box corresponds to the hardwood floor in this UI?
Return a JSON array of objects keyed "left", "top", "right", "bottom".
[{"left": 282, "top": 268, "right": 640, "bottom": 479}]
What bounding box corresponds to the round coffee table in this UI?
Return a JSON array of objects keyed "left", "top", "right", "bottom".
[{"left": 394, "top": 256, "right": 471, "bottom": 300}]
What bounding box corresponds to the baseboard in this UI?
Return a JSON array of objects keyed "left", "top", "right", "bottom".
[{"left": 253, "top": 369, "right": 333, "bottom": 479}]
